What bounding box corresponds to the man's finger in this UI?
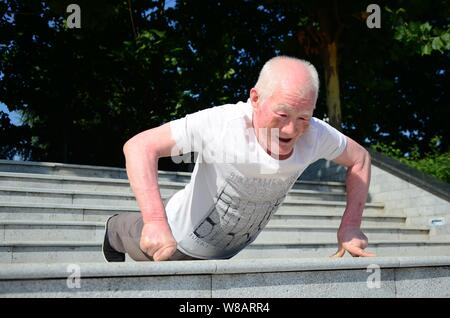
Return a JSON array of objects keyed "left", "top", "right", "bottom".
[
  {"left": 153, "top": 244, "right": 177, "bottom": 261},
  {"left": 344, "top": 245, "right": 376, "bottom": 257},
  {"left": 330, "top": 248, "right": 346, "bottom": 258}
]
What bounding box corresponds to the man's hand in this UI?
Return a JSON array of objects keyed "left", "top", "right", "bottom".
[
  {"left": 139, "top": 218, "right": 177, "bottom": 261},
  {"left": 331, "top": 227, "right": 376, "bottom": 258}
]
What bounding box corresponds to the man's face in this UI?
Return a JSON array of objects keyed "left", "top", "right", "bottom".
[{"left": 251, "top": 87, "right": 316, "bottom": 159}]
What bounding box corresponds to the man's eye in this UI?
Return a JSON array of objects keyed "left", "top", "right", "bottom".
[{"left": 277, "top": 113, "right": 287, "bottom": 117}]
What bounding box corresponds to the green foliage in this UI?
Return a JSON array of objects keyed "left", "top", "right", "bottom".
[
  {"left": 394, "top": 21, "right": 450, "bottom": 55},
  {"left": 341, "top": 1, "right": 450, "bottom": 158},
  {"left": 372, "top": 137, "right": 450, "bottom": 184},
  {"left": 0, "top": 0, "right": 186, "bottom": 166},
  {"left": 387, "top": 5, "right": 450, "bottom": 55},
  {"left": 0, "top": 111, "right": 31, "bottom": 160},
  {"left": 1, "top": 0, "right": 449, "bottom": 171}
]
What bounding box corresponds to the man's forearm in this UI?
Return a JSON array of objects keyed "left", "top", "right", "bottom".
[
  {"left": 124, "top": 143, "right": 166, "bottom": 224},
  {"left": 340, "top": 152, "right": 371, "bottom": 229}
]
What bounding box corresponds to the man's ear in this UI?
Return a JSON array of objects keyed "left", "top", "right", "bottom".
[{"left": 249, "top": 88, "right": 259, "bottom": 111}]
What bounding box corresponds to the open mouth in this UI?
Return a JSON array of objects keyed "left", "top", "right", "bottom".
[{"left": 279, "top": 137, "right": 292, "bottom": 144}]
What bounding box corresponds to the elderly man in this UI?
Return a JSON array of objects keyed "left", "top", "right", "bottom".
[{"left": 102, "top": 56, "right": 375, "bottom": 262}]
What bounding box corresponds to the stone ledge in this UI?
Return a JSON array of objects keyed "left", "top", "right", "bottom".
[
  {"left": 368, "top": 149, "right": 450, "bottom": 202},
  {"left": 0, "top": 159, "right": 192, "bottom": 177},
  {"left": 1, "top": 256, "right": 450, "bottom": 280},
  {"left": 0, "top": 159, "right": 126, "bottom": 173}
]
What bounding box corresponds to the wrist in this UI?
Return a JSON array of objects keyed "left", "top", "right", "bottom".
[
  {"left": 140, "top": 205, "right": 167, "bottom": 224},
  {"left": 339, "top": 211, "right": 362, "bottom": 231},
  {"left": 142, "top": 213, "right": 167, "bottom": 225},
  {"left": 338, "top": 222, "right": 361, "bottom": 231}
]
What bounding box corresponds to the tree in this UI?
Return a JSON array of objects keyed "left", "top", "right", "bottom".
[
  {"left": 0, "top": 111, "right": 31, "bottom": 159},
  {"left": 1, "top": 0, "right": 449, "bottom": 168},
  {"left": 0, "top": 0, "right": 185, "bottom": 166}
]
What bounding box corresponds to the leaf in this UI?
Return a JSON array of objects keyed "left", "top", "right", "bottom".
[
  {"left": 431, "top": 37, "right": 444, "bottom": 51},
  {"left": 223, "top": 68, "right": 235, "bottom": 80},
  {"left": 149, "top": 29, "right": 166, "bottom": 38},
  {"left": 419, "top": 22, "right": 432, "bottom": 33},
  {"left": 394, "top": 27, "right": 406, "bottom": 41},
  {"left": 440, "top": 33, "right": 450, "bottom": 49},
  {"left": 421, "top": 44, "right": 432, "bottom": 55}
]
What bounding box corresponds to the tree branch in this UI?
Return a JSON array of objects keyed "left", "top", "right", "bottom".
[
  {"left": 333, "top": 0, "right": 343, "bottom": 42},
  {"left": 127, "top": 0, "right": 137, "bottom": 39}
]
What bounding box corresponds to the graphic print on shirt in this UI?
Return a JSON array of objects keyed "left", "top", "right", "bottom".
[{"left": 188, "top": 173, "right": 299, "bottom": 254}]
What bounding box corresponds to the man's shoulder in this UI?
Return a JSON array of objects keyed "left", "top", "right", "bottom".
[
  {"left": 310, "top": 117, "right": 327, "bottom": 127},
  {"left": 184, "top": 100, "right": 250, "bottom": 125},
  {"left": 301, "top": 117, "right": 343, "bottom": 144},
  {"left": 205, "top": 100, "right": 250, "bottom": 117},
  {"left": 309, "top": 117, "right": 341, "bottom": 134},
  {"left": 304, "top": 117, "right": 323, "bottom": 136}
]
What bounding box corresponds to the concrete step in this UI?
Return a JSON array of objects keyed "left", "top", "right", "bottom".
[
  {"left": 0, "top": 159, "right": 121, "bottom": 178},
  {"left": 286, "top": 189, "right": 345, "bottom": 201},
  {"left": 279, "top": 200, "right": 385, "bottom": 214},
  {"left": 257, "top": 224, "right": 430, "bottom": 243},
  {"left": 291, "top": 180, "right": 345, "bottom": 193},
  {"left": 0, "top": 220, "right": 425, "bottom": 243},
  {"left": 239, "top": 240, "right": 450, "bottom": 259},
  {"left": 0, "top": 159, "right": 195, "bottom": 183},
  {"left": 0, "top": 160, "right": 348, "bottom": 191},
  {"left": 0, "top": 186, "right": 350, "bottom": 208},
  {"left": 2, "top": 239, "right": 450, "bottom": 263},
  {"left": 0, "top": 220, "right": 105, "bottom": 242},
  {"left": 0, "top": 186, "right": 138, "bottom": 207},
  {"left": 0, "top": 201, "right": 387, "bottom": 223},
  {"left": 0, "top": 171, "right": 347, "bottom": 194},
  {"left": 0, "top": 241, "right": 101, "bottom": 263},
  {"left": 0, "top": 171, "right": 183, "bottom": 194},
  {"left": 271, "top": 211, "right": 406, "bottom": 227},
  {"left": 0, "top": 159, "right": 130, "bottom": 179},
  {"left": 0, "top": 202, "right": 137, "bottom": 222},
  {"left": 1, "top": 256, "right": 450, "bottom": 297}
]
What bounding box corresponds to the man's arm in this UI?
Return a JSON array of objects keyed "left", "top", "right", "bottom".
[
  {"left": 330, "top": 136, "right": 376, "bottom": 257},
  {"left": 123, "top": 123, "right": 181, "bottom": 261}
]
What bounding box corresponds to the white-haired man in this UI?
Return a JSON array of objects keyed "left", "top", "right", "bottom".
[{"left": 102, "top": 56, "right": 375, "bottom": 262}]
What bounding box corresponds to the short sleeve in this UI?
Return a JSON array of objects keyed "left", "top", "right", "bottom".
[
  {"left": 313, "top": 118, "right": 348, "bottom": 161},
  {"left": 169, "top": 116, "right": 192, "bottom": 153},
  {"left": 169, "top": 107, "right": 221, "bottom": 154}
]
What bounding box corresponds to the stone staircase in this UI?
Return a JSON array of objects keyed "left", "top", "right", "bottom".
[
  {"left": 1, "top": 159, "right": 449, "bottom": 263},
  {"left": 1, "top": 159, "right": 450, "bottom": 297}
]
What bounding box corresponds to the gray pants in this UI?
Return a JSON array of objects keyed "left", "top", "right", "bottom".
[{"left": 107, "top": 212, "right": 201, "bottom": 261}]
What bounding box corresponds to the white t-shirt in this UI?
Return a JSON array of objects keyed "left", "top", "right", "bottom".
[{"left": 167, "top": 99, "right": 347, "bottom": 259}]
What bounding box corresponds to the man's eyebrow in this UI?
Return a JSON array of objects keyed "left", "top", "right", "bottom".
[
  {"left": 275, "top": 105, "right": 312, "bottom": 117},
  {"left": 274, "top": 105, "right": 292, "bottom": 112}
]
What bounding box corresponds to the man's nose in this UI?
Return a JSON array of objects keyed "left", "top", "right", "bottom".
[{"left": 281, "top": 120, "right": 297, "bottom": 136}]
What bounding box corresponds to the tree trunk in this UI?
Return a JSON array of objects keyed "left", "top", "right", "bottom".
[
  {"left": 316, "top": 0, "right": 343, "bottom": 130},
  {"left": 61, "top": 105, "right": 70, "bottom": 163},
  {"left": 321, "top": 41, "right": 342, "bottom": 130},
  {"left": 157, "top": 0, "right": 166, "bottom": 18}
]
